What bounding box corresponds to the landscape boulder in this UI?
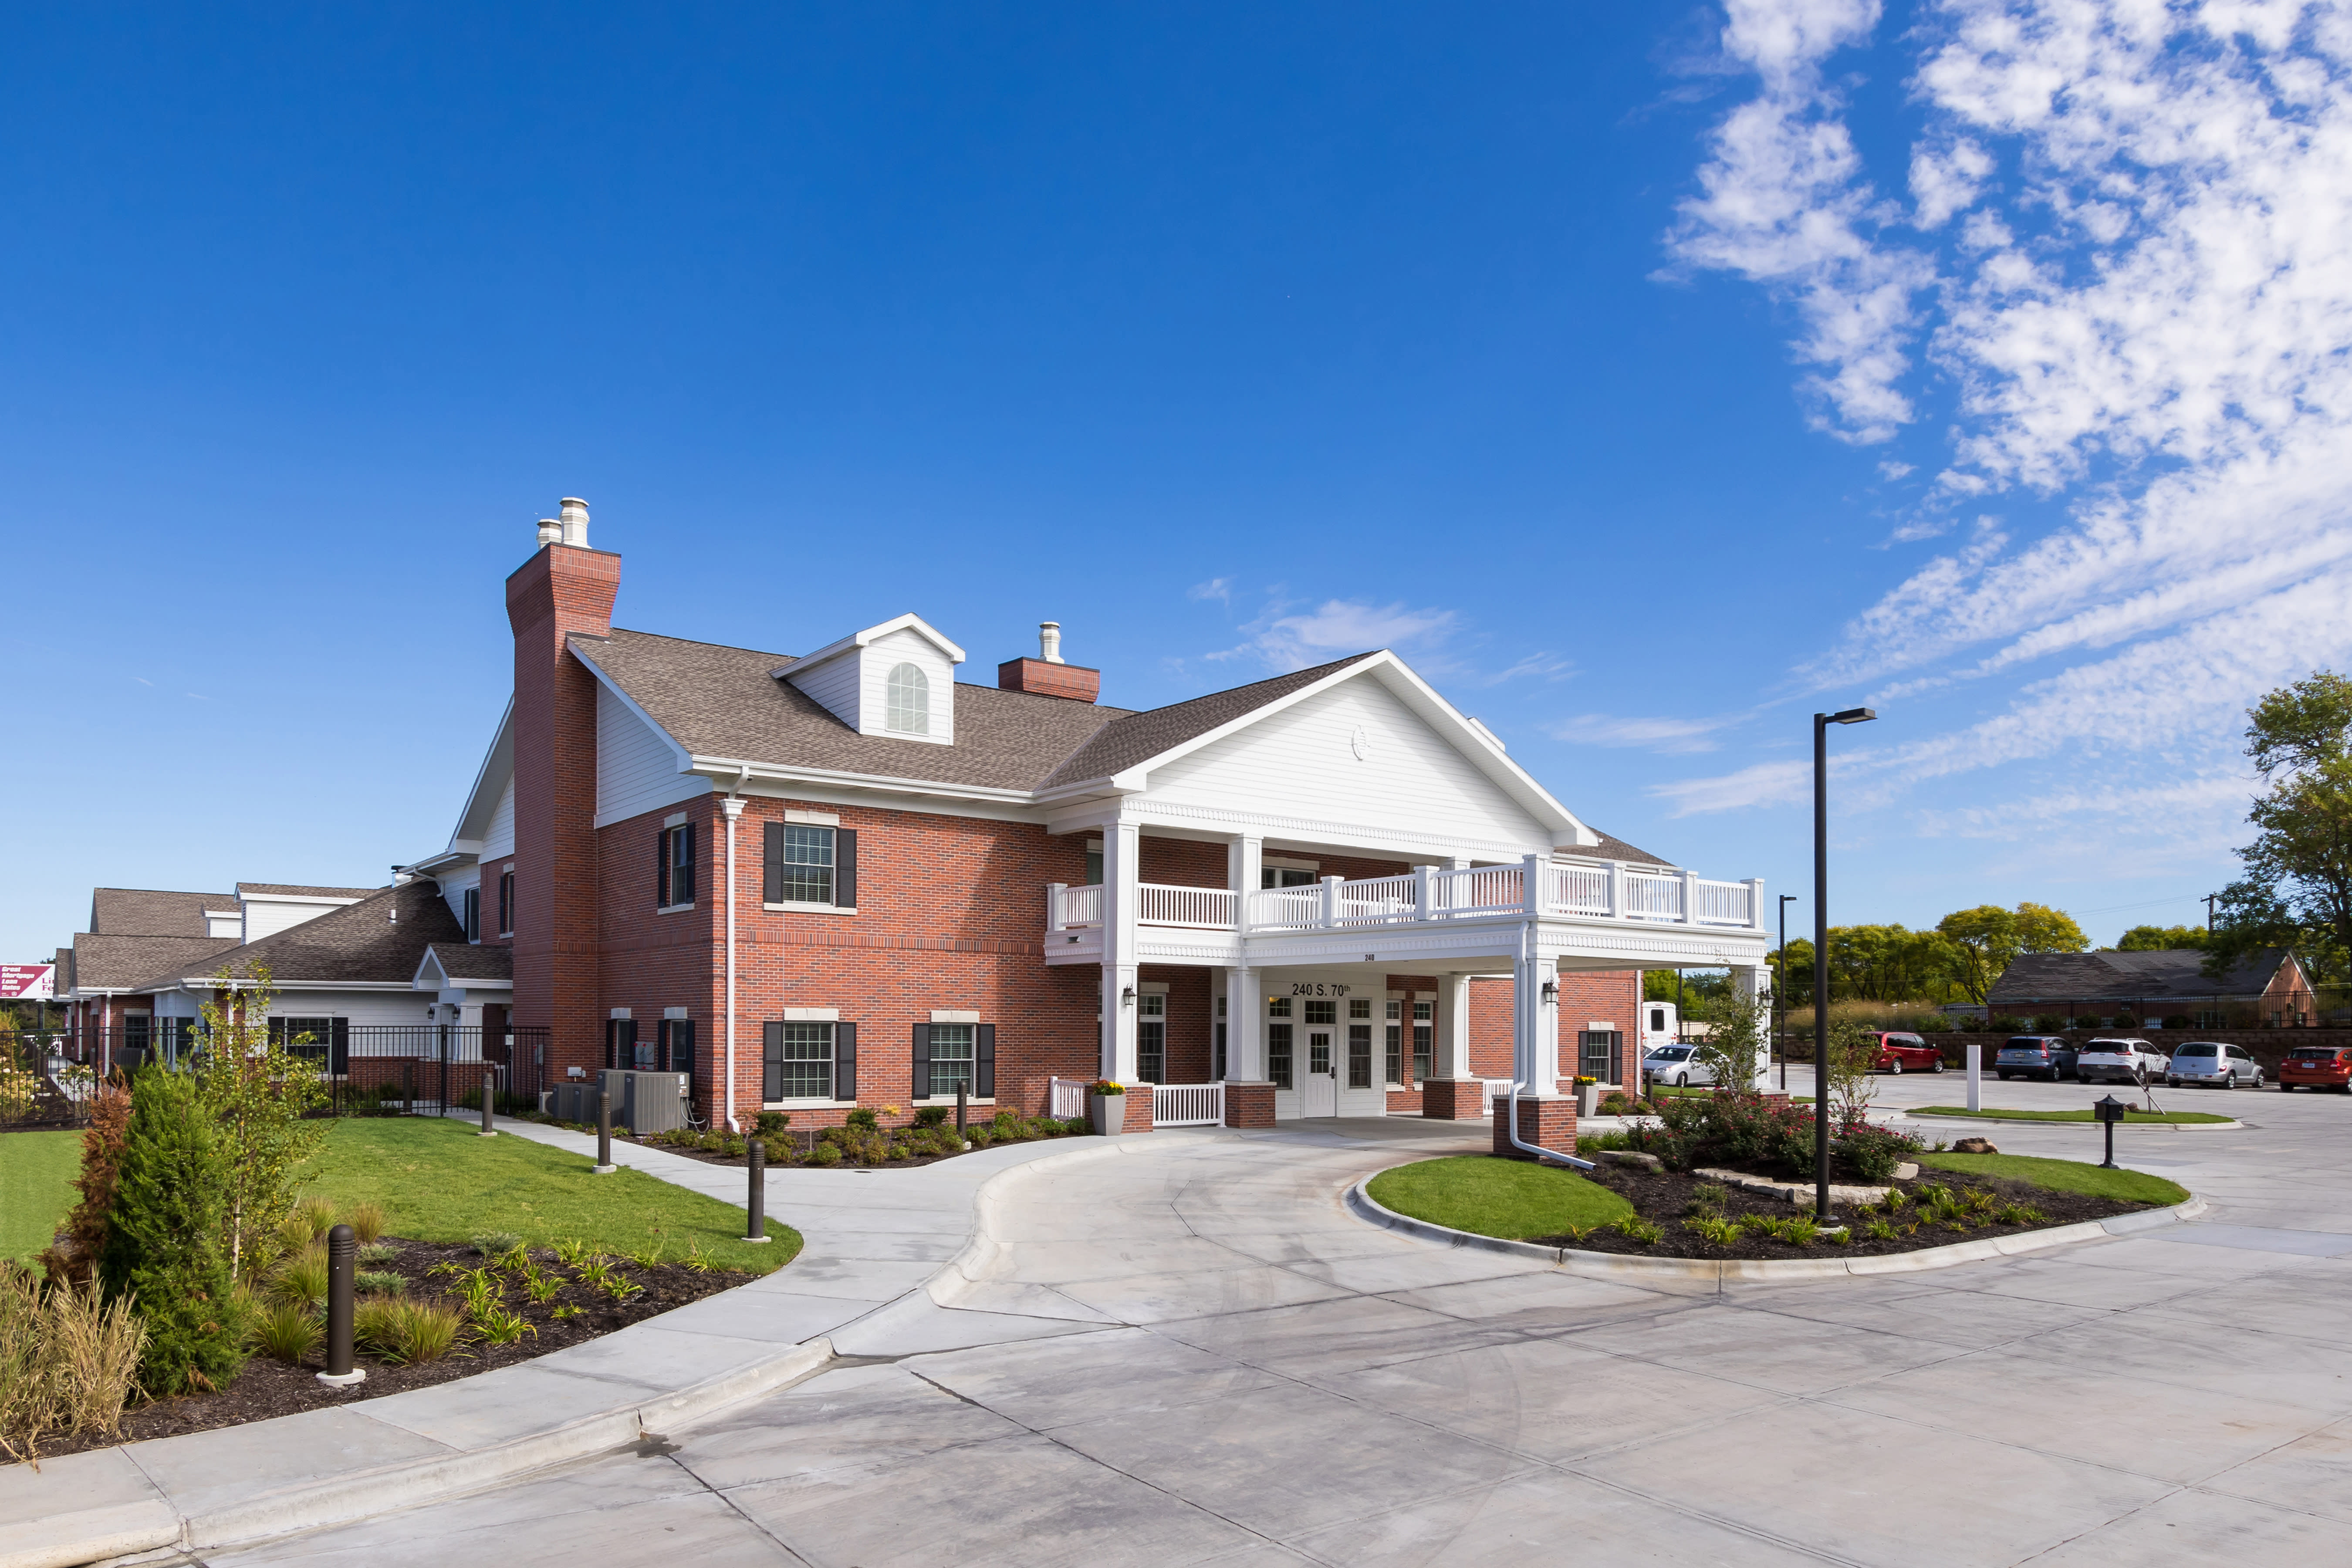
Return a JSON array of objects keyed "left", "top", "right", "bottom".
[
  {"left": 1596, "top": 1150, "right": 1665, "bottom": 1173},
  {"left": 1952, "top": 1137, "right": 1999, "bottom": 1155}
]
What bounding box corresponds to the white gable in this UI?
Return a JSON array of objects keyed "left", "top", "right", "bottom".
[
  {"left": 597, "top": 681, "right": 710, "bottom": 827},
  {"left": 481, "top": 775, "right": 515, "bottom": 862},
  {"left": 781, "top": 614, "right": 963, "bottom": 746},
  {"left": 1140, "top": 675, "right": 1551, "bottom": 851}
]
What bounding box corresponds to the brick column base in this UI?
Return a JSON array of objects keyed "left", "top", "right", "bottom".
[
  {"left": 1420, "top": 1078, "right": 1484, "bottom": 1120},
  {"left": 1121, "top": 1091, "right": 1156, "bottom": 1134},
  {"left": 1493, "top": 1094, "right": 1578, "bottom": 1160},
  {"left": 1223, "top": 1081, "right": 1276, "bottom": 1128}
]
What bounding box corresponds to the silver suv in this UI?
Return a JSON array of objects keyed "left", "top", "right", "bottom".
[
  {"left": 2074, "top": 1037, "right": 2170, "bottom": 1085},
  {"left": 2165, "top": 1041, "right": 2263, "bottom": 1089}
]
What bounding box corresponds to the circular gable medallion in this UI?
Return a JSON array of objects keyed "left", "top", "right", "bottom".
[{"left": 1349, "top": 724, "right": 1372, "bottom": 761}]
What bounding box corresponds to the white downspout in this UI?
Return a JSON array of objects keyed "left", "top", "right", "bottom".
[
  {"left": 722, "top": 781, "right": 746, "bottom": 1132},
  {"left": 1504, "top": 1084, "right": 1595, "bottom": 1170}
]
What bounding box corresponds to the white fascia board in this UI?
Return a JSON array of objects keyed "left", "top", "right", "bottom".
[
  {"left": 777, "top": 612, "right": 968, "bottom": 675},
  {"left": 450, "top": 699, "right": 516, "bottom": 849},
  {"left": 172, "top": 977, "right": 418, "bottom": 993},
  {"left": 239, "top": 892, "right": 370, "bottom": 907},
  {"left": 569, "top": 644, "right": 698, "bottom": 776},
  {"left": 686, "top": 754, "right": 1035, "bottom": 810},
  {"left": 404, "top": 849, "right": 477, "bottom": 875}
]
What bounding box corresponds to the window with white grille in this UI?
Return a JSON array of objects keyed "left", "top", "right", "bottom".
[{"left": 885, "top": 662, "right": 929, "bottom": 734}]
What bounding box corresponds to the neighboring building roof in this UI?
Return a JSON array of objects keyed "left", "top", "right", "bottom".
[
  {"left": 1987, "top": 948, "right": 2296, "bottom": 1005},
  {"left": 1036, "top": 656, "right": 1376, "bottom": 790},
  {"left": 88, "top": 888, "right": 238, "bottom": 938},
  {"left": 422, "top": 943, "right": 513, "bottom": 982},
  {"left": 237, "top": 882, "right": 381, "bottom": 899},
  {"left": 571, "top": 629, "right": 1136, "bottom": 792},
  {"left": 129, "top": 880, "right": 466, "bottom": 991},
  {"left": 72, "top": 933, "right": 240, "bottom": 991}
]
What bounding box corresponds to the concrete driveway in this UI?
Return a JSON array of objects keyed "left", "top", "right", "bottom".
[{"left": 183, "top": 1081, "right": 2352, "bottom": 1567}]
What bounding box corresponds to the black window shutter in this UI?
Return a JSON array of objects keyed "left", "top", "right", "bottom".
[
  {"left": 835, "top": 828, "right": 857, "bottom": 907},
  {"left": 605, "top": 1019, "right": 617, "bottom": 1069},
  {"left": 762, "top": 1021, "right": 782, "bottom": 1102},
  {"left": 835, "top": 1021, "right": 858, "bottom": 1101},
  {"left": 674, "top": 1021, "right": 696, "bottom": 1080},
  {"left": 331, "top": 1017, "right": 349, "bottom": 1076},
  {"left": 976, "top": 1024, "right": 995, "bottom": 1098},
  {"left": 763, "top": 822, "right": 785, "bottom": 904},
  {"left": 911, "top": 1023, "right": 931, "bottom": 1100},
  {"left": 269, "top": 1017, "right": 285, "bottom": 1047},
  {"left": 656, "top": 828, "right": 670, "bottom": 907},
  {"left": 681, "top": 823, "right": 696, "bottom": 902}
]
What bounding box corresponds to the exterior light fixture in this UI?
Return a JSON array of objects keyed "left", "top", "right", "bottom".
[
  {"left": 1122, "top": 986, "right": 1136, "bottom": 1007},
  {"left": 1540, "top": 981, "right": 1558, "bottom": 1004},
  {"left": 1813, "top": 706, "right": 1880, "bottom": 1224},
  {"left": 2093, "top": 1093, "right": 2129, "bottom": 1168}
]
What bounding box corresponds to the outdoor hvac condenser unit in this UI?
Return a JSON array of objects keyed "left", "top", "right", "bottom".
[{"left": 598, "top": 1069, "right": 691, "bottom": 1134}]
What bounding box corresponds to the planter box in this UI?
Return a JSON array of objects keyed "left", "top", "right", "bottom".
[{"left": 1089, "top": 1094, "right": 1126, "bottom": 1136}]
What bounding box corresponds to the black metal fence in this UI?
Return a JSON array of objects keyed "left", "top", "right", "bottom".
[{"left": 6, "top": 1023, "right": 552, "bottom": 1125}]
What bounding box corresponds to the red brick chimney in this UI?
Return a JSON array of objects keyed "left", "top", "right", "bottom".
[
  {"left": 998, "top": 620, "right": 1100, "bottom": 702},
  {"left": 506, "top": 498, "right": 618, "bottom": 1069}
]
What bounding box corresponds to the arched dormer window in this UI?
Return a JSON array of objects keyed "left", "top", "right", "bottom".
[{"left": 885, "top": 662, "right": 929, "bottom": 734}]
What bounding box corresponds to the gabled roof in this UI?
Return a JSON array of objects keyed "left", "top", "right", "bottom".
[
  {"left": 1988, "top": 948, "right": 2295, "bottom": 1004},
  {"left": 72, "top": 933, "right": 239, "bottom": 991},
  {"left": 1559, "top": 829, "right": 1675, "bottom": 870},
  {"left": 571, "top": 629, "right": 1132, "bottom": 792},
  {"left": 130, "top": 881, "right": 467, "bottom": 991},
  {"left": 415, "top": 943, "right": 514, "bottom": 985},
  {"left": 89, "top": 888, "right": 238, "bottom": 938},
  {"left": 1036, "top": 656, "right": 1372, "bottom": 790}
]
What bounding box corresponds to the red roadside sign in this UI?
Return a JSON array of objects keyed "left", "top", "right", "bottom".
[{"left": 1, "top": 964, "right": 56, "bottom": 1000}]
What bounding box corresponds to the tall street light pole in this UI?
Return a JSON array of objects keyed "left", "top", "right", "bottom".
[
  {"left": 1815, "top": 706, "right": 1877, "bottom": 1224},
  {"left": 1778, "top": 893, "right": 1798, "bottom": 1092}
]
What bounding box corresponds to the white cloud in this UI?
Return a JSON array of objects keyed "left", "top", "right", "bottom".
[
  {"left": 1877, "top": 459, "right": 1915, "bottom": 479},
  {"left": 1551, "top": 713, "right": 1728, "bottom": 754},
  {"left": 1186, "top": 576, "right": 1233, "bottom": 605},
  {"left": 1214, "top": 598, "right": 1458, "bottom": 672},
  {"left": 1650, "top": 758, "right": 1813, "bottom": 815},
  {"left": 1909, "top": 137, "right": 1993, "bottom": 228}
]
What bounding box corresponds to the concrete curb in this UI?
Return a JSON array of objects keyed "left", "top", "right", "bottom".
[
  {"left": 1345, "top": 1173, "right": 2207, "bottom": 1285},
  {"left": 3, "top": 1130, "right": 1132, "bottom": 1568},
  {"left": 1907, "top": 1112, "right": 2244, "bottom": 1130}
]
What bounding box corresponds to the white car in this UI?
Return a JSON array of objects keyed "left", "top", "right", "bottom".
[
  {"left": 2165, "top": 1041, "right": 2264, "bottom": 1089},
  {"left": 2074, "top": 1037, "right": 2171, "bottom": 1085},
  {"left": 1642, "top": 1044, "right": 1715, "bottom": 1088}
]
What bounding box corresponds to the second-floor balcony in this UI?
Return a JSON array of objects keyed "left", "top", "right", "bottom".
[{"left": 1047, "top": 857, "right": 1763, "bottom": 939}]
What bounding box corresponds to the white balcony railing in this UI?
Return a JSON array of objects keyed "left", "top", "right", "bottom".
[{"left": 1047, "top": 857, "right": 1761, "bottom": 938}]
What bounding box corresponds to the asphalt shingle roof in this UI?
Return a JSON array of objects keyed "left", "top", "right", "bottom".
[
  {"left": 423, "top": 943, "right": 513, "bottom": 981},
  {"left": 1988, "top": 948, "right": 2292, "bottom": 1004},
  {"left": 237, "top": 883, "right": 382, "bottom": 899},
  {"left": 132, "top": 880, "right": 465, "bottom": 991},
  {"left": 1036, "top": 656, "right": 1376, "bottom": 790},
  {"left": 1558, "top": 829, "right": 1675, "bottom": 869},
  {"left": 72, "top": 934, "right": 240, "bottom": 991},
  {"left": 89, "top": 888, "right": 238, "bottom": 938}
]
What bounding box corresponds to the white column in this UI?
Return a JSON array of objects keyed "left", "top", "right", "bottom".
[
  {"left": 1521, "top": 852, "right": 1544, "bottom": 917},
  {"left": 1680, "top": 868, "right": 1700, "bottom": 926},
  {"left": 1731, "top": 964, "right": 1770, "bottom": 1091},
  {"left": 1320, "top": 875, "right": 1344, "bottom": 929},
  {"left": 1413, "top": 865, "right": 1435, "bottom": 921},
  {"left": 1226, "top": 965, "right": 1260, "bottom": 1080},
  {"left": 1227, "top": 835, "right": 1263, "bottom": 931},
  {"left": 1745, "top": 877, "right": 1766, "bottom": 931},
  {"left": 1101, "top": 818, "right": 1141, "bottom": 1083},
  {"left": 1514, "top": 936, "right": 1560, "bottom": 1096},
  {"left": 1609, "top": 859, "right": 1627, "bottom": 920},
  {"left": 1438, "top": 973, "right": 1473, "bottom": 1081}
]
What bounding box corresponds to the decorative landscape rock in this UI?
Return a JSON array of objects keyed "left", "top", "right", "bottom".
[
  {"left": 1953, "top": 1137, "right": 2000, "bottom": 1154},
  {"left": 1596, "top": 1150, "right": 1665, "bottom": 1172},
  {"left": 1693, "top": 1167, "right": 1891, "bottom": 1206}
]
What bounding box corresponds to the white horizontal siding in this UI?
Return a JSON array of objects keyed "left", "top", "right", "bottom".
[
  {"left": 241, "top": 899, "right": 356, "bottom": 943},
  {"left": 858, "top": 625, "right": 956, "bottom": 744},
  {"left": 1142, "top": 676, "right": 1547, "bottom": 850},
  {"left": 267, "top": 993, "right": 439, "bottom": 1026},
  {"left": 480, "top": 776, "right": 516, "bottom": 861},
  {"left": 784, "top": 649, "right": 863, "bottom": 731},
  {"left": 597, "top": 683, "right": 710, "bottom": 827},
  {"left": 439, "top": 867, "right": 481, "bottom": 932}
]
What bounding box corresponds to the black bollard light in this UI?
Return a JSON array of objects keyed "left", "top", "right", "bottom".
[
  {"left": 956, "top": 1081, "right": 968, "bottom": 1145},
  {"left": 594, "top": 1086, "right": 616, "bottom": 1174},
  {"left": 2094, "top": 1093, "right": 2128, "bottom": 1169},
  {"left": 318, "top": 1223, "right": 365, "bottom": 1386},
  {"left": 744, "top": 1133, "right": 770, "bottom": 1243},
  {"left": 479, "top": 1062, "right": 497, "bottom": 1137}
]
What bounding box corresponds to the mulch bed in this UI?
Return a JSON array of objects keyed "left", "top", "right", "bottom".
[
  {"left": 595, "top": 1122, "right": 1095, "bottom": 1171},
  {"left": 1529, "top": 1164, "right": 2159, "bottom": 1260},
  {"left": 27, "top": 1236, "right": 751, "bottom": 1463}
]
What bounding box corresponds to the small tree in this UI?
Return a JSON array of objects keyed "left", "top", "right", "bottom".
[
  {"left": 194, "top": 962, "right": 330, "bottom": 1281},
  {"left": 1696, "top": 991, "right": 1768, "bottom": 1093},
  {"left": 1823, "top": 1018, "right": 1881, "bottom": 1125},
  {"left": 35, "top": 1079, "right": 133, "bottom": 1291},
  {"left": 100, "top": 1065, "right": 246, "bottom": 1394}
]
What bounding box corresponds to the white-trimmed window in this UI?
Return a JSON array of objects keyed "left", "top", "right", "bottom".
[
  {"left": 885, "top": 662, "right": 929, "bottom": 734},
  {"left": 763, "top": 1020, "right": 858, "bottom": 1102},
  {"left": 929, "top": 1024, "right": 974, "bottom": 1096},
  {"left": 764, "top": 822, "right": 856, "bottom": 908},
  {"left": 1138, "top": 991, "right": 1167, "bottom": 1084}
]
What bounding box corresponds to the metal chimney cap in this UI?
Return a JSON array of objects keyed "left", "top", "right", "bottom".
[{"left": 1039, "top": 621, "right": 1064, "bottom": 664}]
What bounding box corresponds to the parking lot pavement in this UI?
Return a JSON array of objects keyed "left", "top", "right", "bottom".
[{"left": 190, "top": 1088, "right": 2352, "bottom": 1568}]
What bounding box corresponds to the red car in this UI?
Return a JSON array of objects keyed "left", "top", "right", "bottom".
[
  {"left": 1871, "top": 1032, "right": 1946, "bottom": 1074},
  {"left": 2279, "top": 1045, "right": 2352, "bottom": 1093}
]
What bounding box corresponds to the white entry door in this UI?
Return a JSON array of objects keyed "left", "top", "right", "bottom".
[{"left": 1301, "top": 1029, "right": 1338, "bottom": 1116}]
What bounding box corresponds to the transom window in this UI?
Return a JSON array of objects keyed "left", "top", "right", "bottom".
[
  {"left": 769, "top": 1022, "right": 834, "bottom": 1100},
  {"left": 1304, "top": 999, "right": 1336, "bottom": 1026},
  {"left": 776, "top": 825, "right": 833, "bottom": 903},
  {"left": 885, "top": 662, "right": 929, "bottom": 734},
  {"left": 929, "top": 1024, "right": 974, "bottom": 1096}
]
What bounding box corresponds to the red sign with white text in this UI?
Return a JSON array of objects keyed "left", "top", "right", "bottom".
[{"left": 1, "top": 965, "right": 56, "bottom": 1000}]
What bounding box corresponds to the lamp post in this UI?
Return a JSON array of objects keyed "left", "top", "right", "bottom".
[
  {"left": 1777, "top": 893, "right": 1798, "bottom": 1092},
  {"left": 2093, "top": 1093, "right": 2128, "bottom": 1169},
  {"left": 1814, "top": 706, "right": 1877, "bottom": 1224}
]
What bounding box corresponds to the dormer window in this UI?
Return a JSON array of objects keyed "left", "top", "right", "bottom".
[{"left": 885, "top": 662, "right": 929, "bottom": 734}]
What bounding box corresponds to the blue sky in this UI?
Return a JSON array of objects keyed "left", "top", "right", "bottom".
[{"left": 7, "top": 1, "right": 2339, "bottom": 962}]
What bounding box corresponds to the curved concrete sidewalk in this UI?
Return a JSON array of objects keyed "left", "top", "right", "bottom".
[{"left": 0, "top": 1119, "right": 1130, "bottom": 1568}]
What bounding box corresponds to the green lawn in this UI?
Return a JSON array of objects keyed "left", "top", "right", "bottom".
[
  {"left": 301, "top": 1118, "right": 799, "bottom": 1271},
  {"left": 1917, "top": 1152, "right": 2190, "bottom": 1206},
  {"left": 1914, "top": 1105, "right": 2235, "bottom": 1125},
  {"left": 1367, "top": 1155, "right": 1632, "bottom": 1240},
  {"left": 0, "top": 1129, "right": 82, "bottom": 1265}
]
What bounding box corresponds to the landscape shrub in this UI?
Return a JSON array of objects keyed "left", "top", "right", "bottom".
[
  {"left": 754, "top": 1111, "right": 790, "bottom": 1136},
  {"left": 912, "top": 1106, "right": 949, "bottom": 1129},
  {"left": 843, "top": 1107, "right": 880, "bottom": 1132},
  {"left": 1625, "top": 1090, "right": 1919, "bottom": 1181},
  {"left": 1834, "top": 1124, "right": 1922, "bottom": 1184},
  {"left": 806, "top": 1142, "right": 843, "bottom": 1167},
  {"left": 273, "top": 1249, "right": 328, "bottom": 1310},
  {"left": 35, "top": 1079, "right": 134, "bottom": 1291},
  {"left": 196, "top": 966, "right": 332, "bottom": 1280},
  {"left": 251, "top": 1298, "right": 321, "bottom": 1365},
  {"left": 341, "top": 1202, "right": 386, "bottom": 1244},
  {"left": 0, "top": 1264, "right": 147, "bottom": 1462},
  {"left": 100, "top": 1067, "right": 247, "bottom": 1396}
]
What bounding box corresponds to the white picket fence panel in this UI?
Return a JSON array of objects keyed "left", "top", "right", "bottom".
[
  {"left": 1152, "top": 1081, "right": 1225, "bottom": 1127},
  {"left": 1049, "top": 1077, "right": 1090, "bottom": 1120}
]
